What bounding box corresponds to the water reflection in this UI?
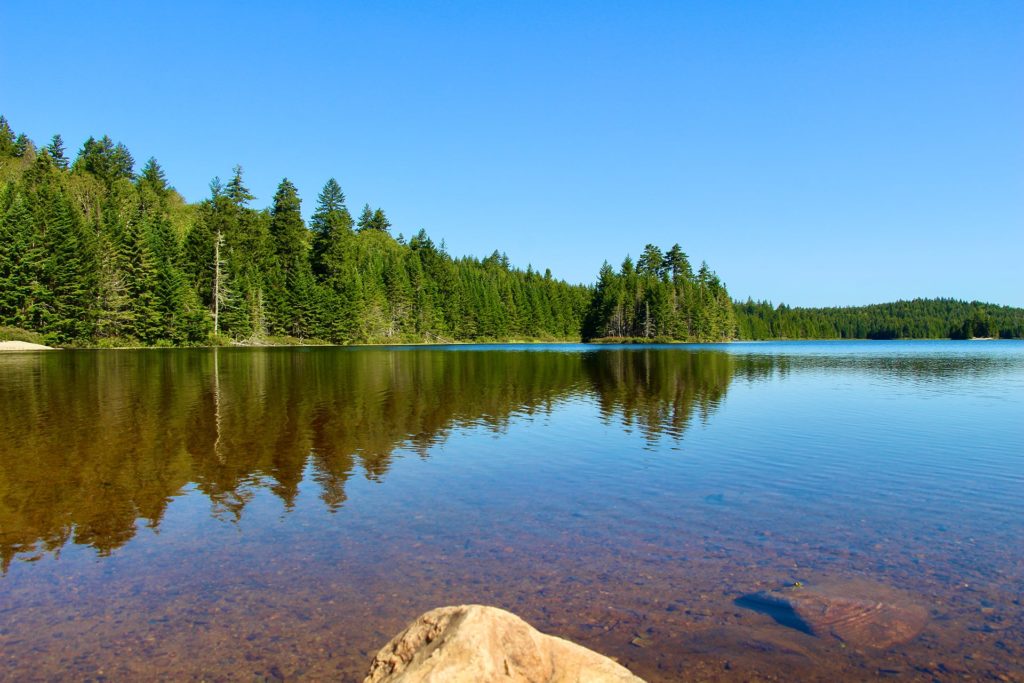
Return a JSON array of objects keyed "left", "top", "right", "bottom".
[
  {"left": 2, "top": 347, "right": 727, "bottom": 568},
  {"left": 583, "top": 349, "right": 734, "bottom": 443},
  {"left": 0, "top": 343, "right": 1016, "bottom": 571}
]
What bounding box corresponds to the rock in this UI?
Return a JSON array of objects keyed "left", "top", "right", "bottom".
[
  {"left": 0, "top": 341, "right": 53, "bottom": 351},
  {"left": 364, "top": 605, "right": 646, "bottom": 683},
  {"left": 738, "top": 584, "right": 928, "bottom": 649}
]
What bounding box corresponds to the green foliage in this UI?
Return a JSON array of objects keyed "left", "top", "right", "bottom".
[
  {"left": 0, "top": 117, "right": 15, "bottom": 157},
  {"left": 13, "top": 134, "right": 33, "bottom": 158},
  {"left": 28, "top": 184, "right": 98, "bottom": 344},
  {"left": 582, "top": 244, "right": 735, "bottom": 342},
  {"left": 73, "top": 135, "right": 135, "bottom": 185},
  {"left": 735, "top": 298, "right": 1024, "bottom": 340},
  {"left": 48, "top": 135, "right": 68, "bottom": 170},
  {"left": 0, "top": 190, "right": 35, "bottom": 326},
  {"left": 225, "top": 164, "right": 254, "bottom": 206},
  {"left": 4, "top": 114, "right": 1018, "bottom": 348},
  {"left": 0, "top": 325, "right": 47, "bottom": 344},
  {"left": 356, "top": 203, "right": 391, "bottom": 233}
]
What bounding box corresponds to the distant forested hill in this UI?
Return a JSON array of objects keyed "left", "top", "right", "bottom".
[{"left": 735, "top": 298, "right": 1024, "bottom": 340}]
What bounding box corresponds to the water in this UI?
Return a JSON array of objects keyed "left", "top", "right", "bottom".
[{"left": 1, "top": 341, "right": 1021, "bottom": 681}]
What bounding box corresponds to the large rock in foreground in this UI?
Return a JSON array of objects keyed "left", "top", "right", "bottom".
[{"left": 364, "top": 605, "right": 645, "bottom": 683}]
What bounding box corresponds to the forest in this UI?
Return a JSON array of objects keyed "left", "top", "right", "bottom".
[
  {"left": 2, "top": 115, "right": 1021, "bottom": 346},
  {"left": 581, "top": 246, "right": 736, "bottom": 342},
  {"left": 734, "top": 298, "right": 1024, "bottom": 340},
  {"left": 0, "top": 116, "right": 596, "bottom": 346}
]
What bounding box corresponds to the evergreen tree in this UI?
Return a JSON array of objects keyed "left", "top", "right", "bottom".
[
  {"left": 356, "top": 204, "right": 373, "bottom": 232},
  {"left": 0, "top": 193, "right": 35, "bottom": 326},
  {"left": 581, "top": 246, "right": 734, "bottom": 342},
  {"left": 74, "top": 135, "right": 135, "bottom": 184},
  {"left": 225, "top": 164, "right": 254, "bottom": 206},
  {"left": 665, "top": 244, "right": 692, "bottom": 281},
  {"left": 369, "top": 208, "right": 391, "bottom": 233},
  {"left": 28, "top": 185, "right": 97, "bottom": 343},
  {"left": 48, "top": 134, "right": 68, "bottom": 169},
  {"left": 637, "top": 244, "right": 664, "bottom": 278},
  {"left": 138, "top": 157, "right": 168, "bottom": 195},
  {"left": 0, "top": 117, "right": 15, "bottom": 156},
  {"left": 119, "top": 215, "right": 163, "bottom": 342},
  {"left": 266, "top": 178, "right": 312, "bottom": 335},
  {"left": 13, "top": 134, "right": 33, "bottom": 158},
  {"left": 310, "top": 178, "right": 353, "bottom": 278}
]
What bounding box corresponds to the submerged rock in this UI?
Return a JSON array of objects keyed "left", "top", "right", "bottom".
[
  {"left": 364, "top": 604, "right": 645, "bottom": 683},
  {"left": 738, "top": 584, "right": 928, "bottom": 649}
]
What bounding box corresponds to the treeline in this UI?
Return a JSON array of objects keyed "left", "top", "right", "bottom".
[
  {"left": 12, "top": 115, "right": 1012, "bottom": 347},
  {"left": 735, "top": 298, "right": 1024, "bottom": 340},
  {"left": 0, "top": 116, "right": 590, "bottom": 345},
  {"left": 582, "top": 244, "right": 736, "bottom": 342}
]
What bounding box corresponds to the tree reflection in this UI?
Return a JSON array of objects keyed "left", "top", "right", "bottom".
[{"left": 0, "top": 347, "right": 741, "bottom": 569}]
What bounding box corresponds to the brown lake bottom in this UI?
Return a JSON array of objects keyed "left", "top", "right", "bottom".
[{"left": 1, "top": 344, "right": 1022, "bottom": 681}]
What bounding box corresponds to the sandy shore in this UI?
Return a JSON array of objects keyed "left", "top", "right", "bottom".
[{"left": 0, "top": 340, "right": 54, "bottom": 351}]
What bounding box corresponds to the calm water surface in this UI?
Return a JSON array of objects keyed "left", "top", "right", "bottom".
[{"left": 1, "top": 342, "right": 1022, "bottom": 681}]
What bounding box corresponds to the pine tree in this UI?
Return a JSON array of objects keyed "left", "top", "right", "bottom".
[
  {"left": 28, "top": 185, "right": 97, "bottom": 343},
  {"left": 225, "top": 165, "right": 254, "bottom": 206},
  {"left": 120, "top": 215, "right": 163, "bottom": 342},
  {"left": 665, "top": 244, "right": 692, "bottom": 281},
  {"left": 310, "top": 178, "right": 353, "bottom": 278},
  {"left": 136, "top": 157, "right": 170, "bottom": 216},
  {"left": 356, "top": 204, "right": 373, "bottom": 232},
  {"left": 0, "top": 117, "right": 15, "bottom": 156},
  {"left": 370, "top": 208, "right": 391, "bottom": 233},
  {"left": 637, "top": 244, "right": 664, "bottom": 278},
  {"left": 266, "top": 178, "right": 311, "bottom": 335},
  {"left": 74, "top": 135, "right": 135, "bottom": 184},
  {"left": 48, "top": 134, "right": 68, "bottom": 169},
  {"left": 13, "top": 134, "right": 33, "bottom": 158},
  {"left": 0, "top": 193, "right": 35, "bottom": 326},
  {"left": 138, "top": 157, "right": 168, "bottom": 194}
]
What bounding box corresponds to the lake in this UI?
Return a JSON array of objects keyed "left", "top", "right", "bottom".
[{"left": 1, "top": 341, "right": 1022, "bottom": 681}]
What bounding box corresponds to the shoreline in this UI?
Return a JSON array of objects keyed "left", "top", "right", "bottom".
[
  {"left": 0, "top": 341, "right": 56, "bottom": 352},
  {"left": 3, "top": 337, "right": 1015, "bottom": 352}
]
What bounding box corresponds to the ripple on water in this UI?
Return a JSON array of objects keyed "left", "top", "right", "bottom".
[{"left": 0, "top": 343, "right": 1022, "bottom": 681}]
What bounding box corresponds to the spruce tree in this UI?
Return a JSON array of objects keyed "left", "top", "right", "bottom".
[
  {"left": 138, "top": 157, "right": 168, "bottom": 195},
  {"left": 637, "top": 244, "right": 664, "bottom": 278},
  {"left": 48, "top": 134, "right": 68, "bottom": 169},
  {"left": 29, "top": 185, "right": 97, "bottom": 343},
  {"left": 13, "top": 134, "right": 33, "bottom": 158},
  {"left": 665, "top": 244, "right": 692, "bottom": 281},
  {"left": 266, "top": 178, "right": 311, "bottom": 335},
  {"left": 225, "top": 165, "right": 254, "bottom": 206},
  {"left": 370, "top": 208, "right": 391, "bottom": 233},
  {"left": 310, "top": 178, "right": 353, "bottom": 277},
  {"left": 120, "top": 215, "right": 163, "bottom": 342},
  {"left": 0, "top": 193, "right": 34, "bottom": 326},
  {"left": 356, "top": 204, "right": 373, "bottom": 232},
  {"left": 0, "top": 117, "right": 15, "bottom": 156},
  {"left": 74, "top": 135, "right": 135, "bottom": 184}
]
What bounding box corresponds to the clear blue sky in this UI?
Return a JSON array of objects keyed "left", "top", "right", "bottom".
[{"left": 3, "top": 1, "right": 1022, "bottom": 306}]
